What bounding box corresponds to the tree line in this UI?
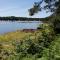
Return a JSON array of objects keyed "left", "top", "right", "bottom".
[{"left": 0, "top": 16, "right": 46, "bottom": 21}]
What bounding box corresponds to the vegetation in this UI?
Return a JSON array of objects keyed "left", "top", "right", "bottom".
[
  {"left": 0, "top": 15, "right": 60, "bottom": 60},
  {"left": 29, "top": 0, "right": 60, "bottom": 16},
  {"left": 0, "top": 16, "right": 45, "bottom": 21},
  {"left": 0, "top": 22, "right": 56, "bottom": 60},
  {"left": 0, "top": 0, "right": 60, "bottom": 60}
]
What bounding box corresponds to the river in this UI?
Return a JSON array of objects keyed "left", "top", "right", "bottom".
[{"left": 0, "top": 21, "right": 41, "bottom": 34}]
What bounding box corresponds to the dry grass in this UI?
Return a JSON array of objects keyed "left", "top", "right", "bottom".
[{"left": 0, "top": 30, "right": 36, "bottom": 42}]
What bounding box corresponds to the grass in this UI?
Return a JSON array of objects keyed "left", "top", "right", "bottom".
[
  {"left": 0, "top": 30, "right": 42, "bottom": 43},
  {"left": 0, "top": 30, "right": 34, "bottom": 41},
  {"left": 0, "top": 30, "right": 44, "bottom": 60},
  {"left": 0, "top": 29, "right": 60, "bottom": 60}
]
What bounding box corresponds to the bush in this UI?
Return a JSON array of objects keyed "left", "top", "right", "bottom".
[{"left": 37, "top": 23, "right": 55, "bottom": 48}]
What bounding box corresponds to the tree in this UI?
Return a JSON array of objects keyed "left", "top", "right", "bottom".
[{"left": 29, "top": 0, "right": 60, "bottom": 16}]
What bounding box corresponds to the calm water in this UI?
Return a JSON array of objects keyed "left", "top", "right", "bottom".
[{"left": 0, "top": 21, "right": 41, "bottom": 34}]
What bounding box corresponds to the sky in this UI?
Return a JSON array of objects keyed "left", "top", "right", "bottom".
[{"left": 0, "top": 0, "right": 52, "bottom": 18}]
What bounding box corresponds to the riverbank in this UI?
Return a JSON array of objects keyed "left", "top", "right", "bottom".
[
  {"left": 0, "top": 23, "right": 59, "bottom": 60},
  {"left": 0, "top": 29, "right": 39, "bottom": 42}
]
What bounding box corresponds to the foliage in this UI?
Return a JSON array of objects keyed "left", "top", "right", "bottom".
[
  {"left": 50, "top": 16, "right": 60, "bottom": 33},
  {"left": 29, "top": 0, "right": 60, "bottom": 16},
  {"left": 0, "top": 16, "right": 44, "bottom": 21},
  {"left": 0, "top": 23, "right": 58, "bottom": 60}
]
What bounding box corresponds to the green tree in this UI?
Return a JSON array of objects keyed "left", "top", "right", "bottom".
[{"left": 29, "top": 0, "right": 60, "bottom": 16}]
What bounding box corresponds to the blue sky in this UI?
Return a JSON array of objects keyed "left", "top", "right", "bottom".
[{"left": 0, "top": 0, "right": 52, "bottom": 18}]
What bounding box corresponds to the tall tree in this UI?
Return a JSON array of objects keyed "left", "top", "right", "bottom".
[{"left": 28, "top": 0, "right": 60, "bottom": 16}]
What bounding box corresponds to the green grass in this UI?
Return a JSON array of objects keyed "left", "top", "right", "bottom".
[{"left": 0, "top": 26, "right": 59, "bottom": 60}]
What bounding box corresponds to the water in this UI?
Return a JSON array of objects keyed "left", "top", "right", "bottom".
[{"left": 0, "top": 21, "right": 41, "bottom": 34}]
